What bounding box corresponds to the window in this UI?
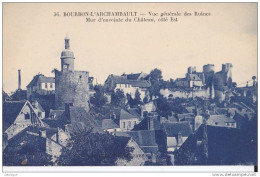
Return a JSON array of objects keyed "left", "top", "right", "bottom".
[
  {"left": 63, "top": 64, "right": 68, "bottom": 71},
  {"left": 50, "top": 83, "right": 53, "bottom": 88},
  {"left": 128, "top": 121, "right": 131, "bottom": 128},
  {"left": 45, "top": 83, "right": 48, "bottom": 88},
  {"left": 122, "top": 122, "right": 126, "bottom": 128},
  {"left": 38, "top": 112, "right": 42, "bottom": 117},
  {"left": 226, "top": 123, "right": 230, "bottom": 126},
  {"left": 25, "top": 113, "right": 30, "bottom": 119}
]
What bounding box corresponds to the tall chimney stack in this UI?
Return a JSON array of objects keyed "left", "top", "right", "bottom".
[{"left": 18, "top": 69, "right": 21, "bottom": 90}]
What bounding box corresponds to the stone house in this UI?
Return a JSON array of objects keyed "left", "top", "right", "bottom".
[
  {"left": 174, "top": 125, "right": 257, "bottom": 165},
  {"left": 31, "top": 100, "right": 45, "bottom": 119},
  {"left": 162, "top": 122, "right": 193, "bottom": 153},
  {"left": 104, "top": 74, "right": 151, "bottom": 100},
  {"left": 206, "top": 115, "right": 236, "bottom": 128},
  {"left": 3, "top": 100, "right": 44, "bottom": 140},
  {"left": 116, "top": 109, "right": 141, "bottom": 131},
  {"left": 3, "top": 125, "right": 70, "bottom": 163},
  {"left": 115, "top": 130, "right": 159, "bottom": 162},
  {"left": 26, "top": 74, "right": 55, "bottom": 99},
  {"left": 102, "top": 119, "right": 121, "bottom": 133},
  {"left": 115, "top": 136, "right": 147, "bottom": 166}
]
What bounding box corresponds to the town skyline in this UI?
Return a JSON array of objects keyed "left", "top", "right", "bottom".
[
  {"left": 3, "top": 3, "right": 257, "bottom": 93},
  {"left": 3, "top": 3, "right": 257, "bottom": 170}
]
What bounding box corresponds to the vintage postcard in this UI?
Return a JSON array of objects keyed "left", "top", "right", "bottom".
[{"left": 2, "top": 2, "right": 258, "bottom": 173}]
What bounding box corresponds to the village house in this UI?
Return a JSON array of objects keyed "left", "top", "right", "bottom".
[
  {"left": 104, "top": 74, "right": 151, "bottom": 100},
  {"left": 133, "top": 112, "right": 161, "bottom": 131},
  {"left": 175, "top": 67, "right": 205, "bottom": 89},
  {"left": 102, "top": 118, "right": 121, "bottom": 133},
  {"left": 54, "top": 104, "right": 103, "bottom": 134},
  {"left": 162, "top": 122, "right": 193, "bottom": 153},
  {"left": 115, "top": 136, "right": 147, "bottom": 166},
  {"left": 31, "top": 100, "right": 45, "bottom": 119},
  {"left": 174, "top": 125, "right": 257, "bottom": 165},
  {"left": 206, "top": 115, "right": 236, "bottom": 128},
  {"left": 3, "top": 125, "right": 70, "bottom": 164},
  {"left": 26, "top": 74, "right": 55, "bottom": 99},
  {"left": 115, "top": 130, "right": 160, "bottom": 163},
  {"left": 123, "top": 72, "right": 149, "bottom": 81},
  {"left": 3, "top": 100, "right": 44, "bottom": 140},
  {"left": 109, "top": 108, "right": 142, "bottom": 131}
]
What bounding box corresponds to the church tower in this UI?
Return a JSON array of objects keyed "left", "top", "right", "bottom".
[{"left": 61, "top": 34, "right": 75, "bottom": 72}]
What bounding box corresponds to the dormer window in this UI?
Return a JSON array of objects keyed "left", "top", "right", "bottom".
[{"left": 45, "top": 83, "right": 48, "bottom": 88}]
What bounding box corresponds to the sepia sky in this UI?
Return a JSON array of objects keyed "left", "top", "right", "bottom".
[{"left": 3, "top": 3, "right": 257, "bottom": 93}]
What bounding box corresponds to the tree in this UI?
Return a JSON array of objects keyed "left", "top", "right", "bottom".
[
  {"left": 111, "top": 89, "right": 126, "bottom": 107},
  {"left": 57, "top": 129, "right": 133, "bottom": 166},
  {"left": 3, "top": 90, "right": 10, "bottom": 102},
  {"left": 143, "top": 96, "right": 149, "bottom": 104},
  {"left": 155, "top": 96, "right": 172, "bottom": 117},
  {"left": 126, "top": 93, "right": 134, "bottom": 107},
  {"left": 3, "top": 143, "right": 53, "bottom": 166},
  {"left": 149, "top": 68, "right": 164, "bottom": 99},
  {"left": 134, "top": 89, "right": 142, "bottom": 106},
  {"left": 232, "top": 82, "right": 237, "bottom": 88},
  {"left": 90, "top": 85, "right": 107, "bottom": 107}
]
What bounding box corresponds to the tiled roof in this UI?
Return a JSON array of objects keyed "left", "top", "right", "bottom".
[
  {"left": 49, "top": 109, "right": 65, "bottom": 118},
  {"left": 113, "top": 136, "right": 131, "bottom": 153},
  {"left": 115, "top": 130, "right": 158, "bottom": 153},
  {"left": 120, "top": 109, "right": 139, "bottom": 120},
  {"left": 125, "top": 73, "right": 141, "bottom": 80},
  {"left": 27, "top": 74, "right": 54, "bottom": 87},
  {"left": 3, "top": 101, "right": 27, "bottom": 131},
  {"left": 102, "top": 119, "right": 119, "bottom": 129},
  {"left": 175, "top": 124, "right": 257, "bottom": 165},
  {"left": 131, "top": 80, "right": 151, "bottom": 87},
  {"left": 38, "top": 76, "right": 55, "bottom": 83},
  {"left": 123, "top": 72, "right": 149, "bottom": 80},
  {"left": 109, "top": 75, "right": 151, "bottom": 88},
  {"left": 207, "top": 115, "right": 236, "bottom": 127},
  {"left": 133, "top": 117, "right": 161, "bottom": 131},
  {"left": 127, "top": 108, "right": 142, "bottom": 119},
  {"left": 177, "top": 113, "right": 195, "bottom": 121},
  {"left": 163, "top": 122, "right": 193, "bottom": 137},
  {"left": 68, "top": 106, "right": 103, "bottom": 133}
]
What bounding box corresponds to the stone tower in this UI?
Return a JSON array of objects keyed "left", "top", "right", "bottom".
[
  {"left": 203, "top": 64, "right": 215, "bottom": 88},
  {"left": 55, "top": 36, "right": 90, "bottom": 112},
  {"left": 61, "top": 34, "right": 75, "bottom": 72}
]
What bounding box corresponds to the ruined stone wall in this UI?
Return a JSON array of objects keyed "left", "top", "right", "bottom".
[
  {"left": 55, "top": 70, "right": 90, "bottom": 112},
  {"left": 160, "top": 88, "right": 210, "bottom": 99}
]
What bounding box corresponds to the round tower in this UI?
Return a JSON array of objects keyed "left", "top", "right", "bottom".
[
  {"left": 55, "top": 36, "right": 90, "bottom": 112},
  {"left": 203, "top": 64, "right": 215, "bottom": 87},
  {"left": 222, "top": 63, "right": 233, "bottom": 88},
  {"left": 61, "top": 34, "right": 75, "bottom": 72}
]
